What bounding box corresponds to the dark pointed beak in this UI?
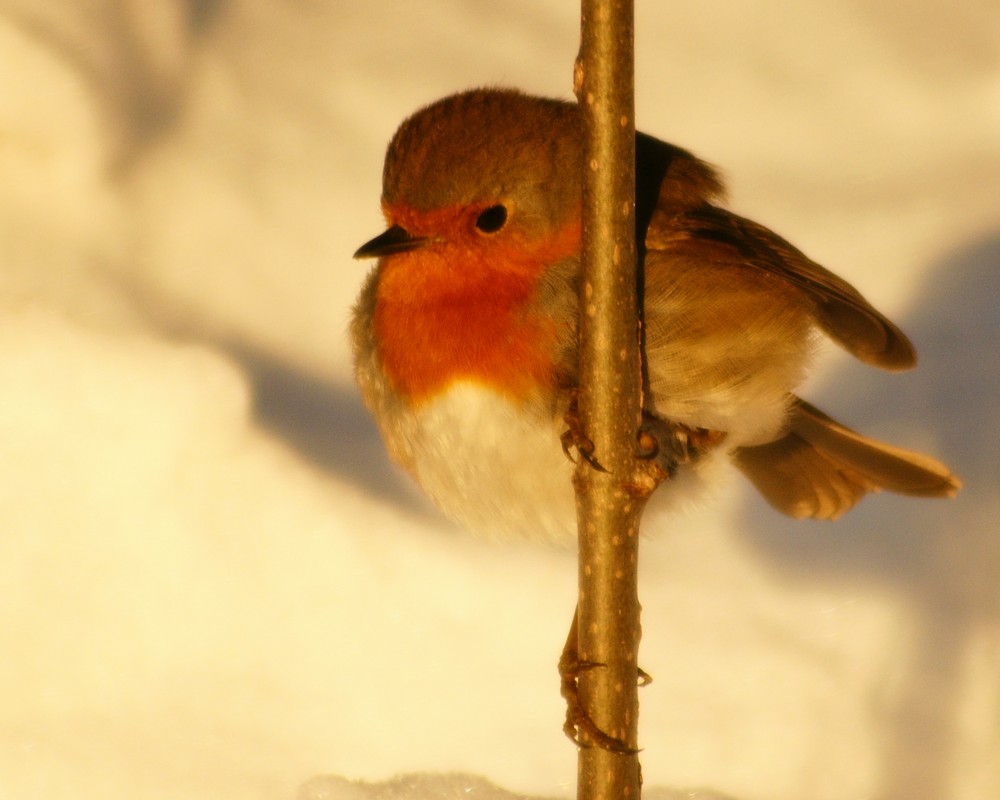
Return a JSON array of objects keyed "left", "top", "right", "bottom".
[{"left": 353, "top": 225, "right": 428, "bottom": 259}]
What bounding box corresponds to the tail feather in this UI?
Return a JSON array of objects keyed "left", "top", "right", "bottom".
[{"left": 733, "top": 398, "right": 961, "bottom": 520}]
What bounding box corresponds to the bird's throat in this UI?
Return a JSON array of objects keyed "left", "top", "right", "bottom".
[{"left": 372, "top": 227, "right": 578, "bottom": 404}]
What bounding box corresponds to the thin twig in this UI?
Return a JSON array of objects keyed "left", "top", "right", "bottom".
[{"left": 573, "top": 1, "right": 644, "bottom": 798}]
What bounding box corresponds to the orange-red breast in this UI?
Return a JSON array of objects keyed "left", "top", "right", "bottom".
[{"left": 351, "top": 88, "right": 960, "bottom": 540}]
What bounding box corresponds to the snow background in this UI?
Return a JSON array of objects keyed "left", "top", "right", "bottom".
[{"left": 1, "top": 1, "right": 998, "bottom": 799}]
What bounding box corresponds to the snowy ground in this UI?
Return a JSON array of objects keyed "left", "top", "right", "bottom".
[{"left": 2, "top": 2, "right": 998, "bottom": 799}]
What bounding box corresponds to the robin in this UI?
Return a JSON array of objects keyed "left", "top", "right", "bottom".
[{"left": 351, "top": 88, "right": 960, "bottom": 541}]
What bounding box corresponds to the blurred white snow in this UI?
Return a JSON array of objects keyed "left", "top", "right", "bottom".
[{"left": 1, "top": 2, "right": 998, "bottom": 799}]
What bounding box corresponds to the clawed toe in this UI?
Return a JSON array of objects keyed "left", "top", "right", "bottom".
[
  {"left": 559, "top": 649, "right": 639, "bottom": 755},
  {"left": 637, "top": 414, "right": 725, "bottom": 476},
  {"left": 559, "top": 608, "right": 650, "bottom": 755},
  {"left": 561, "top": 396, "right": 609, "bottom": 472},
  {"left": 560, "top": 428, "right": 609, "bottom": 472}
]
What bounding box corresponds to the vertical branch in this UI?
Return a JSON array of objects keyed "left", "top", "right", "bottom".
[{"left": 573, "top": 1, "right": 642, "bottom": 798}]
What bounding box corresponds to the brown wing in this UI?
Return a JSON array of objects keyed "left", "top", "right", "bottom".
[
  {"left": 733, "top": 398, "right": 960, "bottom": 520},
  {"left": 646, "top": 205, "right": 916, "bottom": 371}
]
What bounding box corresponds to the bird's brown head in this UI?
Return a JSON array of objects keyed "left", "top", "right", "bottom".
[
  {"left": 388, "top": 89, "right": 582, "bottom": 237},
  {"left": 354, "top": 89, "right": 585, "bottom": 268}
]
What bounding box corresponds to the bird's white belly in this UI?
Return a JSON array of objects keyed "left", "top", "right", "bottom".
[{"left": 398, "top": 383, "right": 578, "bottom": 542}]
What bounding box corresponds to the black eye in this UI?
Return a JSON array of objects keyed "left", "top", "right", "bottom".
[{"left": 474, "top": 204, "right": 508, "bottom": 233}]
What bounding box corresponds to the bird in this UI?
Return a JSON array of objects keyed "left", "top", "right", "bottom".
[{"left": 350, "top": 88, "right": 960, "bottom": 542}]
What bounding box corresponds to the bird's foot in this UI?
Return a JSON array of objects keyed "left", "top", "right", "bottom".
[
  {"left": 562, "top": 396, "right": 725, "bottom": 484},
  {"left": 559, "top": 627, "right": 643, "bottom": 754},
  {"left": 561, "top": 395, "right": 608, "bottom": 472},
  {"left": 636, "top": 414, "right": 726, "bottom": 478}
]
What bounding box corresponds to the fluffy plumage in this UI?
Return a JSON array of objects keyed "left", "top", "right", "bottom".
[{"left": 352, "top": 88, "right": 960, "bottom": 538}]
